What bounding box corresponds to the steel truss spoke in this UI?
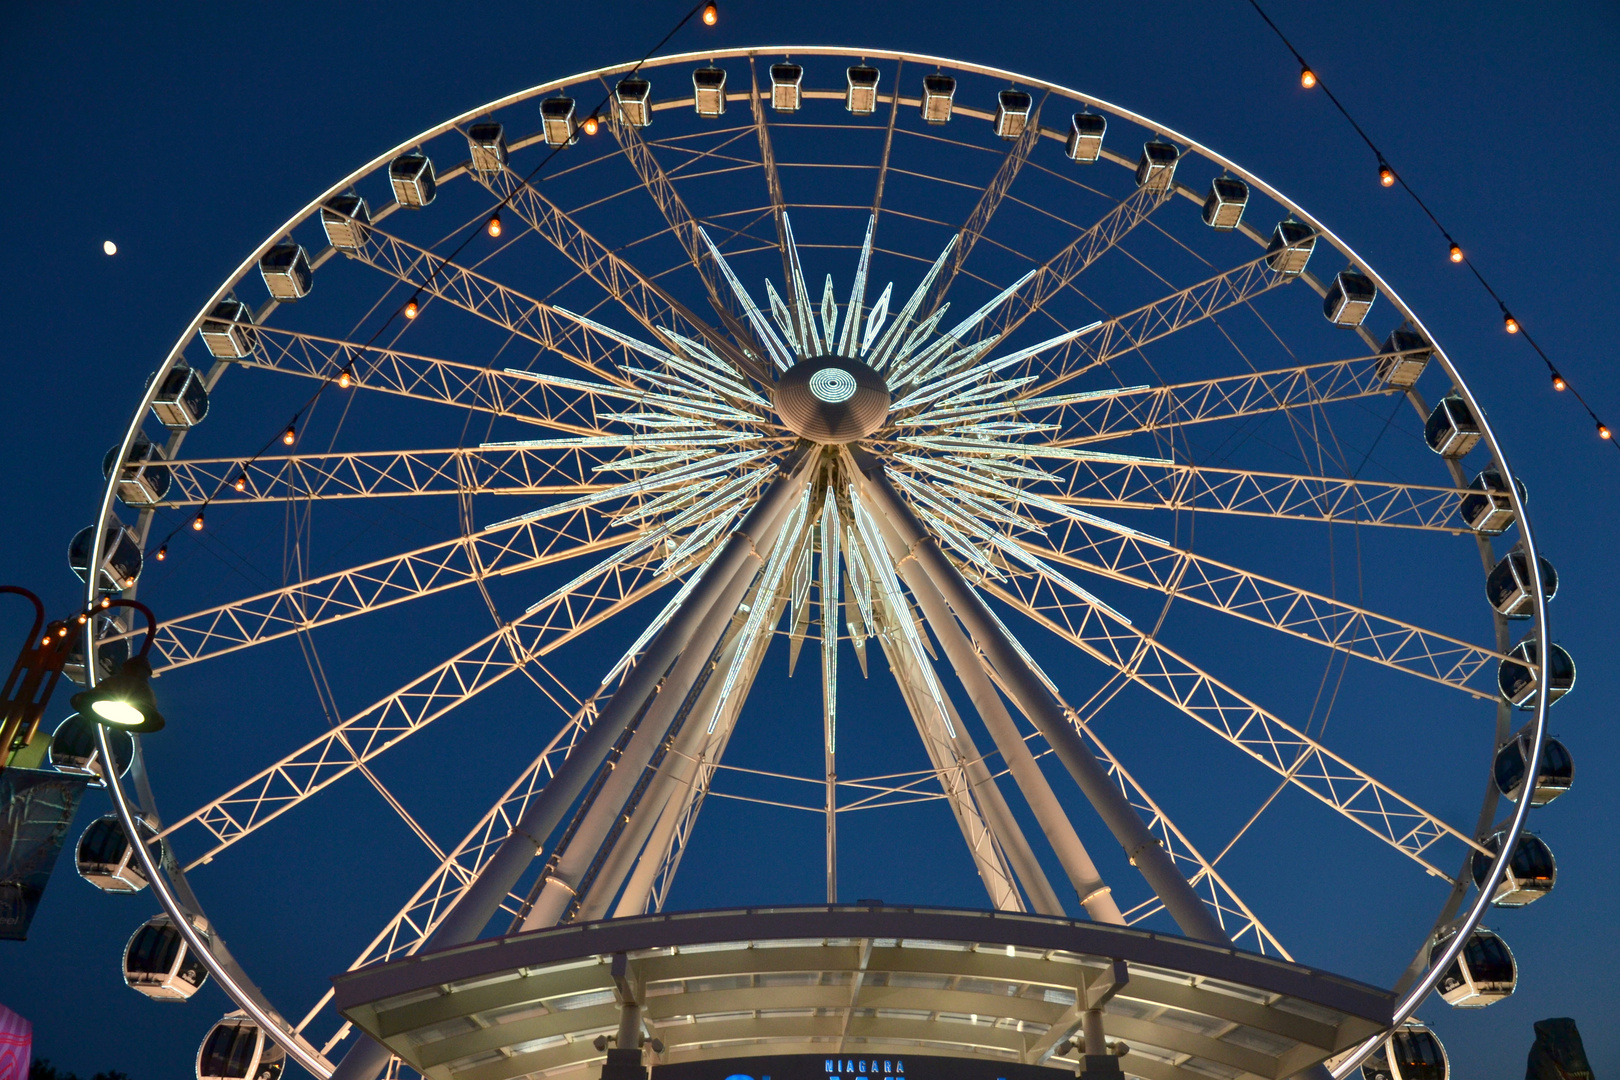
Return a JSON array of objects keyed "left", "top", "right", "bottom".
[
  {"left": 1035, "top": 356, "right": 1396, "bottom": 448},
  {"left": 159, "top": 543, "right": 687, "bottom": 866},
  {"left": 1017, "top": 524, "right": 1508, "bottom": 697},
  {"left": 242, "top": 326, "right": 615, "bottom": 435},
  {"left": 983, "top": 571, "right": 1484, "bottom": 878},
  {"left": 1040, "top": 458, "right": 1470, "bottom": 532},
  {"left": 1018, "top": 250, "right": 1294, "bottom": 396}
]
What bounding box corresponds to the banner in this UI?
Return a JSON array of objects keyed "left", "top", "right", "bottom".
[
  {"left": 0, "top": 767, "right": 89, "bottom": 941},
  {"left": 0, "top": 1001, "right": 29, "bottom": 1080}
]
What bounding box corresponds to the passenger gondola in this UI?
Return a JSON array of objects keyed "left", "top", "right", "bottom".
[
  {"left": 1324, "top": 268, "right": 1377, "bottom": 326},
  {"left": 75, "top": 814, "right": 158, "bottom": 893},
  {"left": 1135, "top": 138, "right": 1179, "bottom": 190},
  {"left": 62, "top": 612, "right": 130, "bottom": 686},
  {"left": 1498, "top": 638, "right": 1575, "bottom": 708},
  {"left": 196, "top": 1015, "right": 285, "bottom": 1080},
  {"left": 69, "top": 521, "right": 142, "bottom": 594},
  {"left": 615, "top": 79, "right": 652, "bottom": 127},
  {"left": 1486, "top": 549, "right": 1558, "bottom": 618},
  {"left": 125, "top": 914, "right": 211, "bottom": 1001},
  {"left": 1494, "top": 729, "right": 1574, "bottom": 806},
  {"left": 103, "top": 435, "right": 171, "bottom": 507},
  {"left": 319, "top": 194, "right": 371, "bottom": 251},
  {"left": 540, "top": 97, "right": 578, "bottom": 146},
  {"left": 1430, "top": 927, "right": 1516, "bottom": 1007},
  {"left": 1470, "top": 831, "right": 1556, "bottom": 907},
  {"left": 388, "top": 152, "right": 436, "bottom": 207},
  {"left": 920, "top": 74, "right": 955, "bottom": 124},
  {"left": 994, "top": 89, "right": 1032, "bottom": 139},
  {"left": 199, "top": 298, "right": 258, "bottom": 360},
  {"left": 846, "top": 65, "right": 881, "bottom": 114},
  {"left": 466, "top": 123, "right": 508, "bottom": 173},
  {"left": 151, "top": 362, "right": 210, "bottom": 429},
  {"left": 258, "top": 242, "right": 312, "bottom": 300},
  {"left": 48, "top": 713, "right": 132, "bottom": 781},
  {"left": 1202, "top": 177, "right": 1249, "bottom": 230},
  {"left": 1423, "top": 394, "right": 1480, "bottom": 458},
  {"left": 1065, "top": 112, "right": 1106, "bottom": 162},
  {"left": 692, "top": 66, "right": 727, "bottom": 117},
  {"left": 1376, "top": 328, "right": 1432, "bottom": 388},
  {"left": 1459, "top": 467, "right": 1525, "bottom": 535},
  {"left": 1265, "top": 220, "right": 1315, "bottom": 275},
  {"left": 1361, "top": 1021, "right": 1448, "bottom": 1080}
]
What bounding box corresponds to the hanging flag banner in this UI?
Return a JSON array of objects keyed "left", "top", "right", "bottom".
[
  {"left": 0, "top": 767, "right": 89, "bottom": 941},
  {"left": 0, "top": 1001, "right": 29, "bottom": 1080}
]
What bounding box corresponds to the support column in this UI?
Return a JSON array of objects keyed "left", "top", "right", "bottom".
[
  {"left": 850, "top": 449, "right": 1227, "bottom": 944},
  {"left": 328, "top": 450, "right": 813, "bottom": 1080}
]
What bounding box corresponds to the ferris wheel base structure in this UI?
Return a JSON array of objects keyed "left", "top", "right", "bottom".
[{"left": 331, "top": 907, "right": 1388, "bottom": 1080}]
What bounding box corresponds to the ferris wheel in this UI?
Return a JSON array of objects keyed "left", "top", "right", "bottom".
[{"left": 66, "top": 45, "right": 1574, "bottom": 1080}]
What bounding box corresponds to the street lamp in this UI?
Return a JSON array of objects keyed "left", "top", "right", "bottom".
[{"left": 70, "top": 600, "right": 164, "bottom": 734}]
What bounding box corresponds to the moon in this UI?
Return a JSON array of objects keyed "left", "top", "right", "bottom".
[{"left": 102, "top": 239, "right": 117, "bottom": 255}]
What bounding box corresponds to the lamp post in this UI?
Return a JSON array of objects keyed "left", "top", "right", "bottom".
[
  {"left": 0, "top": 586, "right": 84, "bottom": 776},
  {"left": 70, "top": 599, "right": 164, "bottom": 734}
]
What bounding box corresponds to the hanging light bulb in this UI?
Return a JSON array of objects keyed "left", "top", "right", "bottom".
[
  {"left": 702, "top": 2, "right": 718, "bottom": 25},
  {"left": 155, "top": 545, "right": 167, "bottom": 562},
  {"left": 283, "top": 424, "right": 297, "bottom": 446},
  {"left": 192, "top": 511, "right": 205, "bottom": 531},
  {"left": 1600, "top": 422, "right": 1612, "bottom": 441},
  {"left": 404, "top": 298, "right": 419, "bottom": 319},
  {"left": 234, "top": 473, "right": 247, "bottom": 492},
  {"left": 1449, "top": 243, "right": 1463, "bottom": 263},
  {"left": 486, "top": 212, "right": 502, "bottom": 238},
  {"left": 1552, "top": 371, "right": 1567, "bottom": 391},
  {"left": 1504, "top": 312, "right": 1520, "bottom": 334},
  {"left": 337, "top": 367, "right": 353, "bottom": 389},
  {"left": 582, "top": 114, "right": 599, "bottom": 136},
  {"left": 1299, "top": 66, "right": 1316, "bottom": 89},
  {"left": 1378, "top": 160, "right": 1395, "bottom": 187}
]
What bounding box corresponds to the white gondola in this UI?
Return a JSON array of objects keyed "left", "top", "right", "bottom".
[
  {"left": 1201, "top": 176, "right": 1248, "bottom": 230},
  {"left": 1470, "top": 831, "right": 1556, "bottom": 908},
  {"left": 920, "top": 73, "right": 955, "bottom": 123},
  {"left": 994, "top": 89, "right": 1032, "bottom": 139},
  {"left": 1376, "top": 327, "right": 1432, "bottom": 388},
  {"left": 466, "top": 122, "right": 508, "bottom": 173},
  {"left": 125, "top": 914, "right": 211, "bottom": 1001},
  {"left": 1498, "top": 637, "right": 1575, "bottom": 709},
  {"left": 258, "top": 241, "right": 312, "bottom": 300},
  {"left": 846, "top": 65, "right": 881, "bottom": 115},
  {"left": 388, "top": 152, "right": 436, "bottom": 208},
  {"left": 1065, "top": 112, "right": 1106, "bottom": 162},
  {"left": 103, "top": 434, "right": 171, "bottom": 506},
  {"left": 1360, "top": 1021, "right": 1448, "bottom": 1080},
  {"left": 770, "top": 64, "right": 802, "bottom": 112},
  {"left": 1486, "top": 549, "right": 1558, "bottom": 618},
  {"left": 75, "top": 814, "right": 157, "bottom": 893},
  {"left": 1135, "top": 139, "right": 1179, "bottom": 190},
  {"left": 1423, "top": 394, "right": 1480, "bottom": 458},
  {"left": 48, "top": 713, "right": 132, "bottom": 781},
  {"left": 1324, "top": 268, "right": 1378, "bottom": 326},
  {"left": 1459, "top": 466, "right": 1524, "bottom": 534},
  {"left": 1430, "top": 927, "right": 1516, "bottom": 1008},
  {"left": 197, "top": 1014, "right": 286, "bottom": 1080},
  {"left": 69, "top": 521, "right": 142, "bottom": 593},
  {"left": 319, "top": 194, "right": 371, "bottom": 251},
  {"left": 151, "top": 362, "right": 210, "bottom": 429},
  {"left": 615, "top": 79, "right": 652, "bottom": 127},
  {"left": 1265, "top": 219, "right": 1316, "bottom": 275},
  {"left": 63, "top": 613, "right": 129, "bottom": 685},
  {"left": 692, "top": 66, "right": 726, "bottom": 117},
  {"left": 540, "top": 97, "right": 578, "bottom": 146},
  {"left": 199, "top": 298, "right": 258, "bottom": 359},
  {"left": 1494, "top": 729, "right": 1574, "bottom": 807}
]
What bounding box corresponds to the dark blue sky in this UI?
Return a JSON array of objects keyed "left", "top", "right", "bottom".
[{"left": 2, "top": 3, "right": 1617, "bottom": 1079}]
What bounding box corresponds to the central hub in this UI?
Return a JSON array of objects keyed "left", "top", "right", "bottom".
[{"left": 773, "top": 355, "right": 890, "bottom": 443}]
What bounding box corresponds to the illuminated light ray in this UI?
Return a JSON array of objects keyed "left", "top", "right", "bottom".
[
  {"left": 861, "top": 282, "right": 892, "bottom": 356},
  {"left": 819, "top": 490, "right": 841, "bottom": 754},
  {"left": 483, "top": 433, "right": 739, "bottom": 450},
  {"left": 869, "top": 235, "right": 958, "bottom": 372},
  {"left": 838, "top": 215, "right": 876, "bottom": 358},
  {"left": 892, "top": 324, "right": 1101, "bottom": 413},
  {"left": 765, "top": 280, "right": 800, "bottom": 353},
  {"left": 649, "top": 328, "right": 770, "bottom": 405},
  {"left": 698, "top": 227, "right": 797, "bottom": 370},
  {"left": 780, "top": 213, "right": 822, "bottom": 356},
  {"left": 820, "top": 274, "right": 838, "bottom": 348},
  {"left": 893, "top": 268, "right": 1040, "bottom": 386},
  {"left": 488, "top": 450, "right": 769, "bottom": 529}
]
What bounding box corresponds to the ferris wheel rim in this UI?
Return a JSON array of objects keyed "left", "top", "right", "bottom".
[{"left": 78, "top": 45, "right": 1555, "bottom": 1080}]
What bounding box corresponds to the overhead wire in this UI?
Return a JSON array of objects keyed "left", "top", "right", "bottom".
[{"left": 1242, "top": 0, "right": 1614, "bottom": 447}]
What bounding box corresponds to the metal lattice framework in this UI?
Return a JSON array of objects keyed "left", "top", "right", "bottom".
[{"left": 77, "top": 46, "right": 1561, "bottom": 1080}]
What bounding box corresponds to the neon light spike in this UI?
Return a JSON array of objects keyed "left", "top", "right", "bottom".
[
  {"left": 861, "top": 283, "right": 892, "bottom": 357},
  {"left": 487, "top": 449, "right": 769, "bottom": 529},
  {"left": 839, "top": 215, "right": 876, "bottom": 357},
  {"left": 868, "top": 235, "right": 957, "bottom": 371},
  {"left": 820, "top": 490, "right": 841, "bottom": 755},
  {"left": 780, "top": 212, "right": 821, "bottom": 356},
  {"left": 821, "top": 274, "right": 839, "bottom": 349},
  {"left": 765, "top": 279, "right": 800, "bottom": 353},
  {"left": 697, "top": 227, "right": 797, "bottom": 370}
]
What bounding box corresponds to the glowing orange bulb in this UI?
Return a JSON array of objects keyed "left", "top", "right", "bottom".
[
  {"left": 487, "top": 213, "right": 502, "bottom": 238},
  {"left": 1449, "top": 243, "right": 1463, "bottom": 263},
  {"left": 702, "top": 2, "right": 717, "bottom": 25},
  {"left": 582, "top": 115, "right": 599, "bottom": 136},
  {"left": 1504, "top": 313, "right": 1519, "bottom": 334},
  {"left": 1552, "top": 372, "right": 1567, "bottom": 391},
  {"left": 100, "top": 597, "right": 111, "bottom": 609},
  {"left": 192, "top": 512, "right": 205, "bottom": 531},
  {"left": 234, "top": 474, "right": 247, "bottom": 492},
  {"left": 57, "top": 626, "right": 69, "bottom": 638},
  {"left": 155, "top": 545, "right": 167, "bottom": 562},
  {"left": 1378, "top": 163, "right": 1395, "bottom": 187},
  {"left": 338, "top": 368, "right": 353, "bottom": 389},
  {"left": 404, "top": 299, "right": 419, "bottom": 319},
  {"left": 77, "top": 613, "right": 88, "bottom": 624},
  {"left": 1601, "top": 423, "right": 1613, "bottom": 440},
  {"left": 42, "top": 636, "right": 51, "bottom": 647},
  {"left": 1300, "top": 67, "right": 1316, "bottom": 89},
  {"left": 283, "top": 425, "right": 297, "bottom": 445},
  {"left": 123, "top": 576, "right": 135, "bottom": 588}
]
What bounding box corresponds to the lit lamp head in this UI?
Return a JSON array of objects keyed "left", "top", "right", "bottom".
[{"left": 71, "top": 656, "right": 166, "bottom": 734}]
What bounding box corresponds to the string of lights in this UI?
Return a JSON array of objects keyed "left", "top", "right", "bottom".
[
  {"left": 150, "top": 0, "right": 721, "bottom": 563},
  {"left": 1244, "top": 0, "right": 1613, "bottom": 445}
]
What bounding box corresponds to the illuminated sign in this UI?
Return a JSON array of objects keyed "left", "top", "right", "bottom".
[{"left": 653, "top": 1053, "right": 1066, "bottom": 1080}]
